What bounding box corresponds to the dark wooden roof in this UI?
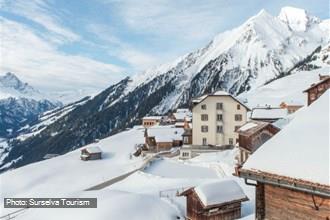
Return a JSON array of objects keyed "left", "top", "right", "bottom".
[
  {"left": 303, "top": 76, "right": 330, "bottom": 92},
  {"left": 239, "top": 168, "right": 330, "bottom": 198},
  {"left": 237, "top": 120, "right": 279, "bottom": 137}
]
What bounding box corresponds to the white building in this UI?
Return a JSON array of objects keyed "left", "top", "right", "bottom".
[{"left": 192, "top": 91, "right": 250, "bottom": 146}]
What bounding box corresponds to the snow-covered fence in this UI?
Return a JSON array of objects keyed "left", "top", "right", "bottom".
[{"left": 159, "top": 187, "right": 190, "bottom": 203}]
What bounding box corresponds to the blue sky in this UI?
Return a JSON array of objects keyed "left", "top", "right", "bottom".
[{"left": 0, "top": 0, "right": 329, "bottom": 93}]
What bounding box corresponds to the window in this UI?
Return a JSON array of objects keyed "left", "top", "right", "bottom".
[
  {"left": 235, "top": 126, "right": 241, "bottom": 132},
  {"left": 201, "top": 104, "right": 207, "bottom": 110},
  {"left": 201, "top": 114, "right": 208, "bottom": 121},
  {"left": 216, "top": 103, "right": 223, "bottom": 110},
  {"left": 318, "top": 85, "right": 324, "bottom": 91},
  {"left": 202, "top": 138, "right": 207, "bottom": 145},
  {"left": 217, "top": 125, "right": 223, "bottom": 133},
  {"left": 229, "top": 138, "right": 234, "bottom": 145},
  {"left": 182, "top": 152, "right": 190, "bottom": 157},
  {"left": 237, "top": 104, "right": 241, "bottom": 110},
  {"left": 310, "top": 93, "right": 316, "bottom": 101},
  {"left": 217, "top": 114, "right": 223, "bottom": 121},
  {"left": 235, "top": 114, "right": 242, "bottom": 121},
  {"left": 183, "top": 136, "right": 189, "bottom": 144},
  {"left": 201, "top": 126, "right": 208, "bottom": 132}
]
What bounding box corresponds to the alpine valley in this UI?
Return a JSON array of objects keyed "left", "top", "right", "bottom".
[{"left": 1, "top": 7, "right": 329, "bottom": 171}]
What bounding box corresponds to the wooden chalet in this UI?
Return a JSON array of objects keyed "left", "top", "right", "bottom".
[
  {"left": 303, "top": 74, "right": 330, "bottom": 106},
  {"left": 144, "top": 126, "right": 184, "bottom": 152},
  {"left": 179, "top": 180, "right": 248, "bottom": 220},
  {"left": 142, "top": 116, "right": 163, "bottom": 128},
  {"left": 279, "top": 102, "right": 303, "bottom": 114},
  {"left": 238, "top": 91, "right": 330, "bottom": 220},
  {"left": 236, "top": 121, "right": 280, "bottom": 165},
  {"left": 80, "top": 146, "right": 102, "bottom": 161}
]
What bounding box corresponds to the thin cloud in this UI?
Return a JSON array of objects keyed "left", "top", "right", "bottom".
[
  {"left": 0, "top": 17, "right": 125, "bottom": 92},
  {"left": 1, "top": 0, "right": 79, "bottom": 43},
  {"left": 86, "top": 23, "right": 163, "bottom": 72}
]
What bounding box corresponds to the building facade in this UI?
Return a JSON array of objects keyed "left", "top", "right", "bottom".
[
  {"left": 303, "top": 75, "right": 330, "bottom": 106},
  {"left": 192, "top": 91, "right": 250, "bottom": 146},
  {"left": 236, "top": 121, "right": 280, "bottom": 165},
  {"left": 142, "top": 116, "right": 163, "bottom": 128}
]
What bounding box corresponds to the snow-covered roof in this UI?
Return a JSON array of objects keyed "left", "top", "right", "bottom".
[
  {"left": 243, "top": 90, "right": 330, "bottom": 185},
  {"left": 147, "top": 126, "right": 184, "bottom": 142},
  {"left": 250, "top": 107, "right": 287, "bottom": 120},
  {"left": 192, "top": 94, "right": 208, "bottom": 103},
  {"left": 176, "top": 108, "right": 190, "bottom": 113},
  {"left": 238, "top": 122, "right": 258, "bottom": 132},
  {"left": 84, "top": 146, "right": 102, "bottom": 154},
  {"left": 175, "top": 122, "right": 185, "bottom": 127},
  {"left": 213, "top": 91, "right": 230, "bottom": 96},
  {"left": 192, "top": 91, "right": 251, "bottom": 110},
  {"left": 303, "top": 76, "right": 330, "bottom": 92},
  {"left": 173, "top": 110, "right": 192, "bottom": 121},
  {"left": 194, "top": 180, "right": 248, "bottom": 207},
  {"left": 143, "top": 116, "right": 163, "bottom": 120}
]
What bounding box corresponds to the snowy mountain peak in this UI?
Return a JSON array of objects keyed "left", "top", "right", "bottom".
[
  {"left": 0, "top": 72, "right": 39, "bottom": 95},
  {"left": 278, "top": 6, "right": 320, "bottom": 32},
  {"left": 0, "top": 72, "right": 46, "bottom": 101}
]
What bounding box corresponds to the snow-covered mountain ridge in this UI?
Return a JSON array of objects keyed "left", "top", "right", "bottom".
[
  {"left": 1, "top": 7, "right": 329, "bottom": 171},
  {"left": 0, "top": 72, "right": 62, "bottom": 138},
  {"left": 107, "top": 7, "right": 329, "bottom": 113},
  {"left": 0, "top": 72, "right": 42, "bottom": 100}
]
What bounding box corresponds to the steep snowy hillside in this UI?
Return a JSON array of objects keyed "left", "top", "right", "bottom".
[
  {"left": 0, "top": 73, "right": 61, "bottom": 138},
  {"left": 238, "top": 43, "right": 330, "bottom": 107},
  {"left": 1, "top": 7, "right": 329, "bottom": 170}
]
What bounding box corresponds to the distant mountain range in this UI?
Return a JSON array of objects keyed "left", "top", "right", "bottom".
[
  {"left": 0, "top": 72, "right": 61, "bottom": 138},
  {"left": 1, "top": 6, "right": 329, "bottom": 171}
]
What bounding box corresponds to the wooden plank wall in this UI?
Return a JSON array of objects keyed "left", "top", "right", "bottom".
[{"left": 264, "top": 184, "right": 330, "bottom": 220}]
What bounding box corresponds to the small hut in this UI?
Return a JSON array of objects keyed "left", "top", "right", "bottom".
[
  {"left": 179, "top": 180, "right": 248, "bottom": 220},
  {"left": 80, "top": 146, "right": 102, "bottom": 161}
]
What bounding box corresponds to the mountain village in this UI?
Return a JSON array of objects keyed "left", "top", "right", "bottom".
[{"left": 0, "top": 5, "right": 329, "bottom": 220}]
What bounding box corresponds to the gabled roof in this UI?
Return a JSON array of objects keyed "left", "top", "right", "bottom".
[
  {"left": 179, "top": 180, "right": 248, "bottom": 208},
  {"left": 83, "top": 146, "right": 102, "bottom": 154},
  {"left": 237, "top": 120, "right": 279, "bottom": 137},
  {"left": 142, "top": 116, "right": 163, "bottom": 120},
  {"left": 192, "top": 90, "right": 251, "bottom": 111},
  {"left": 147, "top": 125, "right": 184, "bottom": 142},
  {"left": 303, "top": 76, "right": 330, "bottom": 92},
  {"left": 242, "top": 90, "right": 330, "bottom": 188}
]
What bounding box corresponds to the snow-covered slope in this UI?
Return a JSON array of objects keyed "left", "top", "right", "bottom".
[
  {"left": 2, "top": 7, "right": 330, "bottom": 171},
  {"left": 0, "top": 126, "right": 254, "bottom": 220},
  {"left": 115, "top": 7, "right": 329, "bottom": 113},
  {"left": 238, "top": 43, "right": 330, "bottom": 107}
]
